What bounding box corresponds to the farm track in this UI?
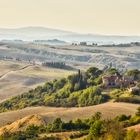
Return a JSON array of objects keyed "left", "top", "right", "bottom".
[{"left": 0, "top": 64, "right": 33, "bottom": 79}]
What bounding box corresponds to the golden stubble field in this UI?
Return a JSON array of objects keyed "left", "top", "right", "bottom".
[
  {"left": 0, "top": 60, "right": 74, "bottom": 102},
  {"left": 0, "top": 102, "right": 139, "bottom": 127}
]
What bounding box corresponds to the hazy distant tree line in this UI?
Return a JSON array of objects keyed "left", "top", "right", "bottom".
[{"left": 42, "top": 61, "right": 74, "bottom": 70}]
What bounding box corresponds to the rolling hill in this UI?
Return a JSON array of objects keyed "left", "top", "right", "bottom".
[
  {"left": 0, "top": 60, "right": 74, "bottom": 103},
  {"left": 0, "top": 115, "right": 46, "bottom": 135},
  {"left": 0, "top": 102, "right": 139, "bottom": 127},
  {"left": 0, "top": 27, "right": 140, "bottom": 44}
]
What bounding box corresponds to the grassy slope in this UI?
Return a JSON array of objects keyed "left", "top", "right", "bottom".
[
  {"left": 0, "top": 60, "right": 74, "bottom": 102},
  {"left": 40, "top": 131, "right": 82, "bottom": 140},
  {"left": 0, "top": 115, "right": 46, "bottom": 135},
  {"left": 127, "top": 124, "right": 140, "bottom": 132},
  {"left": 0, "top": 102, "right": 139, "bottom": 127}
]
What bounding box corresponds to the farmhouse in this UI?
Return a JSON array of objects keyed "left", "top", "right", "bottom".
[
  {"left": 102, "top": 75, "right": 119, "bottom": 87},
  {"left": 102, "top": 75, "right": 134, "bottom": 88}
]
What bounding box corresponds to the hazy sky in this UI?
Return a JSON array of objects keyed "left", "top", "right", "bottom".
[{"left": 0, "top": 0, "right": 140, "bottom": 35}]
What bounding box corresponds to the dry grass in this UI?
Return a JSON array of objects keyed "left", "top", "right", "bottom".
[
  {"left": 0, "top": 115, "right": 46, "bottom": 135},
  {"left": 0, "top": 102, "right": 139, "bottom": 127},
  {"left": 0, "top": 60, "right": 74, "bottom": 102},
  {"left": 40, "top": 131, "right": 81, "bottom": 140},
  {"left": 17, "top": 65, "right": 74, "bottom": 78},
  {"left": 127, "top": 124, "right": 140, "bottom": 132},
  {"left": 0, "top": 60, "right": 25, "bottom": 75}
]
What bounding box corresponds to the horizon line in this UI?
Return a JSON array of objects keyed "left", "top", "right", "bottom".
[{"left": 0, "top": 26, "right": 140, "bottom": 37}]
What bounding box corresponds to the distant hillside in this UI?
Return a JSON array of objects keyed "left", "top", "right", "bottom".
[
  {"left": 57, "top": 34, "right": 140, "bottom": 45},
  {"left": 0, "top": 26, "right": 140, "bottom": 44},
  {"left": 0, "top": 27, "right": 73, "bottom": 41}
]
